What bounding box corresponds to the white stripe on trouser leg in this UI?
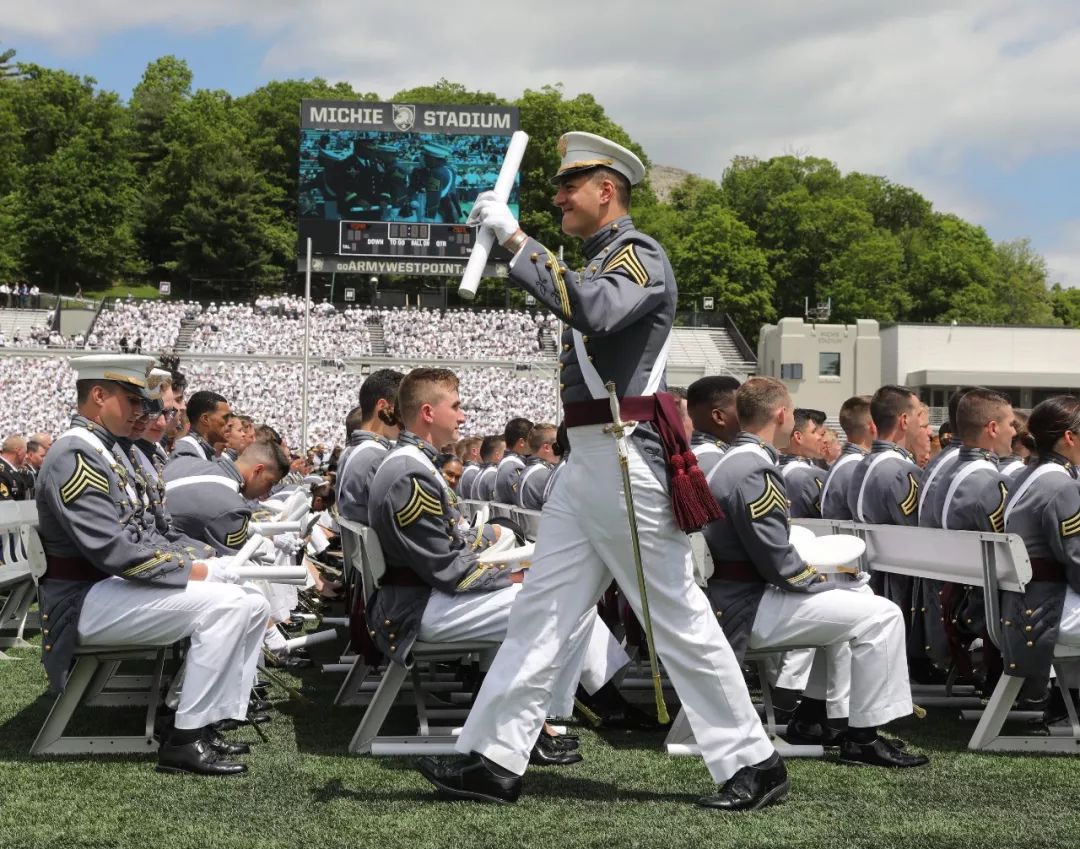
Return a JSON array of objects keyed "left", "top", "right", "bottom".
[
  {"left": 455, "top": 425, "right": 775, "bottom": 781},
  {"left": 77, "top": 577, "right": 271, "bottom": 729},
  {"left": 748, "top": 586, "right": 912, "bottom": 728}
]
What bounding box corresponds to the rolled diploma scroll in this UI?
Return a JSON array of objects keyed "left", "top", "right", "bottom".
[{"left": 458, "top": 130, "right": 530, "bottom": 300}]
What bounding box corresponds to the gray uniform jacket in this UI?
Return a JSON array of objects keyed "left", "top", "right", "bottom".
[
  {"left": 36, "top": 416, "right": 203, "bottom": 690},
  {"left": 779, "top": 455, "right": 826, "bottom": 519},
  {"left": 169, "top": 432, "right": 215, "bottom": 462},
  {"left": 691, "top": 430, "right": 726, "bottom": 480},
  {"left": 517, "top": 456, "right": 554, "bottom": 510},
  {"left": 701, "top": 433, "right": 830, "bottom": 661},
  {"left": 511, "top": 215, "right": 675, "bottom": 481},
  {"left": 471, "top": 464, "right": 497, "bottom": 501},
  {"left": 542, "top": 460, "right": 567, "bottom": 503},
  {"left": 917, "top": 443, "right": 960, "bottom": 528},
  {"left": 458, "top": 462, "right": 480, "bottom": 499},
  {"left": 493, "top": 452, "right": 527, "bottom": 504},
  {"left": 820, "top": 442, "right": 867, "bottom": 520},
  {"left": 367, "top": 432, "right": 505, "bottom": 664},
  {"left": 119, "top": 438, "right": 211, "bottom": 553},
  {"left": 336, "top": 431, "right": 392, "bottom": 525},
  {"left": 162, "top": 455, "right": 252, "bottom": 555},
  {"left": 1001, "top": 453, "right": 1080, "bottom": 692}
]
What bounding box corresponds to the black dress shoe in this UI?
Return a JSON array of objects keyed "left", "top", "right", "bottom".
[
  {"left": 529, "top": 733, "right": 583, "bottom": 766},
  {"left": 838, "top": 736, "right": 929, "bottom": 768},
  {"left": 540, "top": 729, "right": 579, "bottom": 751},
  {"left": 697, "top": 754, "right": 789, "bottom": 811},
  {"left": 781, "top": 718, "right": 844, "bottom": 747},
  {"left": 417, "top": 754, "right": 522, "bottom": 804},
  {"left": 214, "top": 712, "right": 271, "bottom": 733},
  {"left": 597, "top": 705, "right": 668, "bottom": 732},
  {"left": 156, "top": 737, "right": 248, "bottom": 777},
  {"left": 248, "top": 698, "right": 272, "bottom": 713},
  {"left": 264, "top": 653, "right": 313, "bottom": 669},
  {"left": 205, "top": 731, "right": 251, "bottom": 756}
]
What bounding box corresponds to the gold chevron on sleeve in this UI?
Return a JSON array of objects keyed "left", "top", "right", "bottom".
[
  {"left": 787, "top": 564, "right": 818, "bottom": 585},
  {"left": 456, "top": 564, "right": 491, "bottom": 591},
  {"left": 988, "top": 481, "right": 1007, "bottom": 533},
  {"left": 395, "top": 478, "right": 443, "bottom": 527},
  {"left": 1061, "top": 507, "right": 1080, "bottom": 538},
  {"left": 225, "top": 516, "right": 250, "bottom": 549},
  {"left": 123, "top": 553, "right": 171, "bottom": 577},
  {"left": 748, "top": 475, "right": 789, "bottom": 520},
  {"left": 603, "top": 243, "right": 649, "bottom": 286},
  {"left": 900, "top": 473, "right": 919, "bottom": 516},
  {"left": 544, "top": 247, "right": 571, "bottom": 317},
  {"left": 60, "top": 452, "right": 111, "bottom": 505}
]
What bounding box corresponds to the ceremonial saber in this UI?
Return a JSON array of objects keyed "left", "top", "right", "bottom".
[
  {"left": 604, "top": 381, "right": 669, "bottom": 724},
  {"left": 458, "top": 130, "right": 529, "bottom": 300}
]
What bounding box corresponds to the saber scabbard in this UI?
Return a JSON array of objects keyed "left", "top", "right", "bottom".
[{"left": 604, "top": 381, "right": 669, "bottom": 724}]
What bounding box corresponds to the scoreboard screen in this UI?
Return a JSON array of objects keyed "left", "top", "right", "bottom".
[{"left": 297, "top": 100, "right": 520, "bottom": 277}]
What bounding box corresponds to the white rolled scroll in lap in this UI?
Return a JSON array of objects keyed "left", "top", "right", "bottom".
[{"left": 458, "top": 130, "right": 529, "bottom": 300}]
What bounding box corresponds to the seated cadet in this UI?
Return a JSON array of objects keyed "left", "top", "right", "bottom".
[
  {"left": 918, "top": 387, "right": 980, "bottom": 521},
  {"left": 1001, "top": 396, "right": 1080, "bottom": 723},
  {"left": 0, "top": 434, "right": 28, "bottom": 500},
  {"left": 162, "top": 440, "right": 292, "bottom": 555},
  {"left": 848, "top": 385, "right": 929, "bottom": 587},
  {"left": 821, "top": 396, "right": 875, "bottom": 520},
  {"left": 170, "top": 390, "right": 230, "bottom": 461},
  {"left": 436, "top": 453, "right": 465, "bottom": 494},
  {"left": 456, "top": 436, "right": 483, "bottom": 497},
  {"left": 931, "top": 390, "right": 1014, "bottom": 679},
  {"left": 36, "top": 354, "right": 270, "bottom": 777},
  {"left": 820, "top": 427, "right": 842, "bottom": 466},
  {"left": 541, "top": 424, "right": 569, "bottom": 504},
  {"left": 517, "top": 423, "right": 558, "bottom": 510},
  {"left": 470, "top": 435, "right": 504, "bottom": 501},
  {"left": 493, "top": 417, "right": 533, "bottom": 503},
  {"left": 779, "top": 408, "right": 827, "bottom": 519},
  {"left": 367, "top": 368, "right": 637, "bottom": 761},
  {"left": 686, "top": 375, "right": 741, "bottom": 479},
  {"left": 702, "top": 377, "right": 927, "bottom": 767},
  {"left": 336, "top": 368, "right": 404, "bottom": 524}
]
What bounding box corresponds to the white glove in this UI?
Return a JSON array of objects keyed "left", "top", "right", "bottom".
[
  {"left": 467, "top": 193, "right": 520, "bottom": 244},
  {"left": 202, "top": 557, "right": 242, "bottom": 584},
  {"left": 273, "top": 534, "right": 305, "bottom": 556}
]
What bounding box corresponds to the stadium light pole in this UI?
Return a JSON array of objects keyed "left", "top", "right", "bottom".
[{"left": 301, "top": 238, "right": 312, "bottom": 452}]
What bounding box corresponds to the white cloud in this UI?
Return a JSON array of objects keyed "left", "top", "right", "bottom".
[
  {"left": 1044, "top": 221, "right": 1080, "bottom": 288},
  {"left": 6, "top": 0, "right": 1080, "bottom": 242}
]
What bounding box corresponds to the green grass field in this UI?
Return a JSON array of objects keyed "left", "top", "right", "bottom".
[{"left": 1, "top": 636, "right": 1079, "bottom": 849}]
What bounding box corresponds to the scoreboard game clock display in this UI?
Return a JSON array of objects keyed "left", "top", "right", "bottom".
[{"left": 297, "top": 100, "right": 520, "bottom": 277}]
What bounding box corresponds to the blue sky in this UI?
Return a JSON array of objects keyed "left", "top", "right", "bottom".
[{"left": 5, "top": 1, "right": 1080, "bottom": 286}]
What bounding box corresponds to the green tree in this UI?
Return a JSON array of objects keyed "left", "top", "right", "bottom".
[
  {"left": 1050, "top": 283, "right": 1080, "bottom": 327},
  {"left": 992, "top": 238, "right": 1059, "bottom": 325}
]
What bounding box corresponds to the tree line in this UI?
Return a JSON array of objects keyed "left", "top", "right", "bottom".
[{"left": 1, "top": 50, "right": 1076, "bottom": 336}]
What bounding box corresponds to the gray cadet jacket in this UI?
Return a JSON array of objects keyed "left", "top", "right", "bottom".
[
  {"left": 916, "top": 443, "right": 960, "bottom": 529},
  {"left": 120, "top": 437, "right": 211, "bottom": 551},
  {"left": 779, "top": 455, "right": 826, "bottom": 519},
  {"left": 36, "top": 416, "right": 212, "bottom": 691},
  {"left": 458, "top": 462, "right": 480, "bottom": 499},
  {"left": 691, "top": 430, "right": 726, "bottom": 480},
  {"left": 1001, "top": 453, "right": 1080, "bottom": 693},
  {"left": 493, "top": 452, "right": 527, "bottom": 504},
  {"left": 517, "top": 456, "right": 554, "bottom": 509},
  {"left": 511, "top": 215, "right": 676, "bottom": 483},
  {"left": 336, "top": 431, "right": 392, "bottom": 525},
  {"left": 169, "top": 432, "right": 215, "bottom": 462},
  {"left": 701, "top": 433, "right": 831, "bottom": 661},
  {"left": 820, "top": 442, "right": 867, "bottom": 520},
  {"left": 471, "top": 464, "right": 497, "bottom": 501},
  {"left": 162, "top": 455, "right": 252, "bottom": 555},
  {"left": 367, "top": 432, "right": 505, "bottom": 665}
]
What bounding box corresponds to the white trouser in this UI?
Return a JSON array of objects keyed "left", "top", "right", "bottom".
[
  {"left": 456, "top": 425, "right": 775, "bottom": 780},
  {"left": 419, "top": 582, "right": 629, "bottom": 714},
  {"left": 749, "top": 584, "right": 912, "bottom": 728},
  {"left": 77, "top": 577, "right": 270, "bottom": 730},
  {"left": 765, "top": 648, "right": 815, "bottom": 692}
]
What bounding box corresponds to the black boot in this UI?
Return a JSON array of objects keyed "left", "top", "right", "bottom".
[
  {"left": 417, "top": 754, "right": 522, "bottom": 804},
  {"left": 697, "top": 753, "right": 789, "bottom": 811}
]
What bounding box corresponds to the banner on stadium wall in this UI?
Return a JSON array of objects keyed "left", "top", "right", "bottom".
[{"left": 297, "top": 100, "right": 520, "bottom": 279}]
